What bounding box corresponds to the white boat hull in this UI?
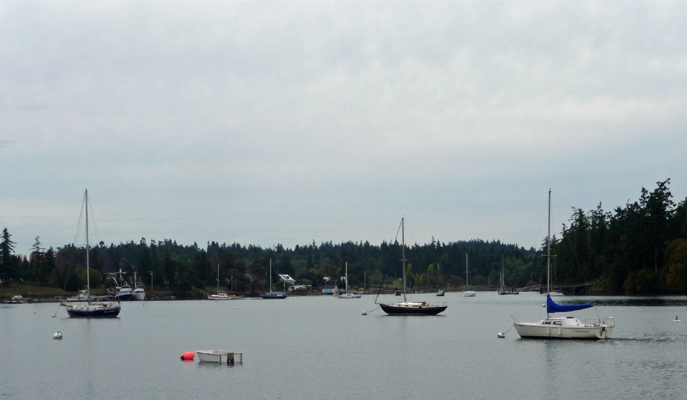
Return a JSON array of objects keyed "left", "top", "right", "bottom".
[
  {"left": 207, "top": 292, "right": 239, "bottom": 300},
  {"left": 132, "top": 289, "right": 145, "bottom": 301},
  {"left": 513, "top": 317, "right": 613, "bottom": 340},
  {"left": 196, "top": 350, "right": 243, "bottom": 364},
  {"left": 463, "top": 290, "right": 476, "bottom": 297},
  {"left": 338, "top": 293, "right": 362, "bottom": 299}
]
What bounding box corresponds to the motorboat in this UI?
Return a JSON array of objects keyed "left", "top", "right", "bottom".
[
  {"left": 131, "top": 271, "right": 145, "bottom": 301},
  {"left": 108, "top": 269, "right": 133, "bottom": 301},
  {"left": 208, "top": 292, "right": 240, "bottom": 300}
]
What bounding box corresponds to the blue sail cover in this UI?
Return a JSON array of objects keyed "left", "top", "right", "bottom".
[{"left": 546, "top": 295, "right": 593, "bottom": 314}]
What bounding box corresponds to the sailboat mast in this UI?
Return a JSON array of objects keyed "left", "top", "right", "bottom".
[
  {"left": 217, "top": 264, "right": 220, "bottom": 295},
  {"left": 402, "top": 218, "right": 407, "bottom": 302},
  {"left": 501, "top": 255, "right": 505, "bottom": 289},
  {"left": 345, "top": 261, "right": 348, "bottom": 293},
  {"left": 85, "top": 189, "right": 90, "bottom": 301},
  {"left": 269, "top": 258, "right": 272, "bottom": 292},
  {"left": 547, "top": 189, "right": 551, "bottom": 295},
  {"left": 465, "top": 253, "right": 468, "bottom": 287}
]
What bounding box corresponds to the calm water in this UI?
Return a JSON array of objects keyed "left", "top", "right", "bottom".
[{"left": 2, "top": 293, "right": 687, "bottom": 400}]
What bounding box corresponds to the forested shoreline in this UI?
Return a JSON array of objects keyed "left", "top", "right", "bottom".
[{"left": 2, "top": 179, "right": 687, "bottom": 297}]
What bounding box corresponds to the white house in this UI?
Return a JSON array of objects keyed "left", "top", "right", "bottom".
[{"left": 278, "top": 274, "right": 295, "bottom": 285}]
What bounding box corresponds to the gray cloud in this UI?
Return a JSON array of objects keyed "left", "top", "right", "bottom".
[{"left": 2, "top": 1, "right": 686, "bottom": 253}]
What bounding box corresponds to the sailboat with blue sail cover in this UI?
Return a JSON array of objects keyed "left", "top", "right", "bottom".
[{"left": 511, "top": 190, "right": 613, "bottom": 339}]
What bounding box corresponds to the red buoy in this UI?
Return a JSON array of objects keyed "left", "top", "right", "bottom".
[{"left": 180, "top": 351, "right": 195, "bottom": 361}]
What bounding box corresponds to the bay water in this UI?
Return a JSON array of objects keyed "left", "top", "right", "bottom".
[{"left": 2, "top": 292, "right": 687, "bottom": 400}]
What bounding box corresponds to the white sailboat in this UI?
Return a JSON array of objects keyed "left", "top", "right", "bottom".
[
  {"left": 338, "top": 262, "right": 361, "bottom": 298},
  {"left": 208, "top": 264, "right": 239, "bottom": 300},
  {"left": 63, "top": 190, "right": 121, "bottom": 318},
  {"left": 512, "top": 190, "right": 613, "bottom": 339},
  {"left": 462, "top": 253, "right": 475, "bottom": 297},
  {"left": 377, "top": 218, "right": 447, "bottom": 315}
]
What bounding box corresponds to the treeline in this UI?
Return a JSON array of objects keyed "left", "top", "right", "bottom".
[
  {"left": 2, "top": 179, "right": 687, "bottom": 296},
  {"left": 0, "top": 230, "right": 537, "bottom": 297},
  {"left": 552, "top": 179, "right": 687, "bottom": 294}
]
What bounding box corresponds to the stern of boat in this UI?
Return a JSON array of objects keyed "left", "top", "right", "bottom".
[{"left": 597, "top": 317, "right": 614, "bottom": 339}]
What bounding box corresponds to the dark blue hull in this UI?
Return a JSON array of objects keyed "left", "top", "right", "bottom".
[
  {"left": 380, "top": 303, "right": 447, "bottom": 316},
  {"left": 66, "top": 304, "right": 121, "bottom": 318}
]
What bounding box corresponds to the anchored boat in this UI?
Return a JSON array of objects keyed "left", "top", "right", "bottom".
[
  {"left": 511, "top": 190, "right": 613, "bottom": 339},
  {"left": 376, "top": 218, "right": 447, "bottom": 316}
]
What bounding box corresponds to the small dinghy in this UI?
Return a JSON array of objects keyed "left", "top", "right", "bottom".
[
  {"left": 53, "top": 332, "right": 63, "bottom": 340},
  {"left": 196, "top": 350, "right": 243, "bottom": 365}
]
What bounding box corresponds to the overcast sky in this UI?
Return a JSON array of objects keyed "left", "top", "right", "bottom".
[{"left": 2, "top": 0, "right": 686, "bottom": 254}]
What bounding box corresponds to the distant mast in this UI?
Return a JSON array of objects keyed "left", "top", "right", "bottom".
[
  {"left": 547, "top": 189, "right": 551, "bottom": 295},
  {"left": 401, "top": 218, "right": 407, "bottom": 303},
  {"left": 85, "top": 189, "right": 90, "bottom": 303}
]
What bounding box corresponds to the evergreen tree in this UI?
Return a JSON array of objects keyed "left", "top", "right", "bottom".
[{"left": 1, "top": 228, "right": 18, "bottom": 286}]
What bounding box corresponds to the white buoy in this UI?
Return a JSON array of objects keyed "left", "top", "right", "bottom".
[
  {"left": 53, "top": 332, "right": 63, "bottom": 340},
  {"left": 362, "top": 311, "right": 367, "bottom": 315},
  {"left": 497, "top": 332, "right": 505, "bottom": 339}
]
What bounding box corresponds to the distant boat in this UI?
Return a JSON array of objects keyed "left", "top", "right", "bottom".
[
  {"left": 497, "top": 256, "right": 518, "bottom": 295},
  {"left": 65, "top": 290, "right": 90, "bottom": 302},
  {"left": 511, "top": 190, "right": 613, "bottom": 339},
  {"left": 261, "top": 292, "right": 287, "bottom": 299},
  {"left": 436, "top": 263, "right": 445, "bottom": 296},
  {"left": 108, "top": 269, "right": 133, "bottom": 301},
  {"left": 262, "top": 258, "right": 287, "bottom": 299},
  {"left": 131, "top": 271, "right": 145, "bottom": 301},
  {"left": 338, "top": 262, "right": 362, "bottom": 299},
  {"left": 63, "top": 190, "right": 121, "bottom": 318},
  {"left": 376, "top": 218, "right": 447, "bottom": 316},
  {"left": 209, "top": 292, "right": 241, "bottom": 300},
  {"left": 463, "top": 254, "right": 476, "bottom": 297},
  {"left": 207, "top": 264, "right": 239, "bottom": 300},
  {"left": 5, "top": 295, "right": 25, "bottom": 304}
]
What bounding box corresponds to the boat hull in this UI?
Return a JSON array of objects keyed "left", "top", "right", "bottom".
[
  {"left": 513, "top": 322, "right": 612, "bottom": 339},
  {"left": 463, "top": 290, "right": 476, "bottom": 297},
  {"left": 65, "top": 303, "right": 121, "bottom": 318},
  {"left": 380, "top": 302, "right": 447, "bottom": 316},
  {"left": 131, "top": 289, "right": 145, "bottom": 301},
  {"left": 261, "top": 292, "right": 287, "bottom": 299},
  {"left": 338, "top": 293, "right": 362, "bottom": 299},
  {"left": 196, "top": 350, "right": 243, "bottom": 364}
]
